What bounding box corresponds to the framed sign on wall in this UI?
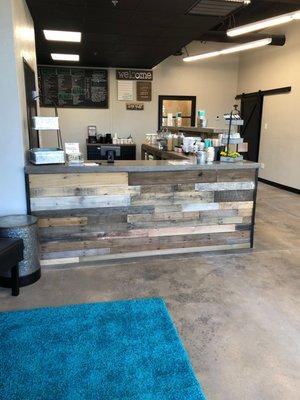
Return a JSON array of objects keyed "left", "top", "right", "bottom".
[
  {"left": 126, "top": 103, "right": 144, "bottom": 111},
  {"left": 136, "top": 81, "right": 152, "bottom": 102}
]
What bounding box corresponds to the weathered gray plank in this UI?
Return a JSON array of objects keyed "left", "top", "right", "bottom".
[
  {"left": 41, "top": 231, "right": 250, "bottom": 254},
  {"left": 128, "top": 170, "right": 217, "bottom": 186},
  {"left": 128, "top": 217, "right": 244, "bottom": 229},
  {"left": 214, "top": 190, "right": 254, "bottom": 202},
  {"left": 41, "top": 248, "right": 110, "bottom": 260},
  {"left": 127, "top": 211, "right": 200, "bottom": 223}
]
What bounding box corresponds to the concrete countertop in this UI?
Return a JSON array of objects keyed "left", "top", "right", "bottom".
[{"left": 25, "top": 159, "right": 260, "bottom": 174}]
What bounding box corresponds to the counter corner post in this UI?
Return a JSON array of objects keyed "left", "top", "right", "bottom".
[
  {"left": 250, "top": 168, "right": 259, "bottom": 248},
  {"left": 25, "top": 172, "right": 32, "bottom": 215}
]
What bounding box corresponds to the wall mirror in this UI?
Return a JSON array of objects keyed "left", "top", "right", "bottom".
[{"left": 158, "top": 95, "right": 196, "bottom": 129}]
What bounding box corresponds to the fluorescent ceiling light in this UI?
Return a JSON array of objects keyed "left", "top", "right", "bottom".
[
  {"left": 221, "top": 38, "right": 272, "bottom": 54},
  {"left": 44, "top": 30, "right": 81, "bottom": 42},
  {"left": 227, "top": 10, "right": 300, "bottom": 37},
  {"left": 51, "top": 53, "right": 80, "bottom": 61},
  {"left": 183, "top": 51, "right": 221, "bottom": 62},
  {"left": 183, "top": 38, "right": 272, "bottom": 62}
]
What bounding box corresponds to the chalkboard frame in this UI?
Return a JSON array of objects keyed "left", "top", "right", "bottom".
[{"left": 38, "top": 65, "right": 109, "bottom": 109}]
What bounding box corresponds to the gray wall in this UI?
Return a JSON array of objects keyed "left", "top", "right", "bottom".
[
  {"left": 0, "top": 0, "right": 38, "bottom": 216},
  {"left": 238, "top": 23, "right": 300, "bottom": 190},
  {"left": 40, "top": 41, "right": 240, "bottom": 159}
]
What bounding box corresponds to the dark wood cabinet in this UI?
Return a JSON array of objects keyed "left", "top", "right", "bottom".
[{"left": 87, "top": 143, "right": 136, "bottom": 160}]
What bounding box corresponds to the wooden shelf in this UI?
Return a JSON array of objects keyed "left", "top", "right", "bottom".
[{"left": 162, "top": 126, "right": 215, "bottom": 135}]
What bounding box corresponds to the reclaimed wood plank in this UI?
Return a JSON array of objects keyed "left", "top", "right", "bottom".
[
  {"left": 41, "top": 248, "right": 110, "bottom": 260},
  {"left": 38, "top": 217, "right": 87, "bottom": 228},
  {"left": 182, "top": 202, "right": 220, "bottom": 212},
  {"left": 40, "top": 242, "right": 251, "bottom": 265},
  {"left": 30, "top": 185, "right": 140, "bottom": 198},
  {"left": 154, "top": 205, "right": 182, "bottom": 213},
  {"left": 141, "top": 184, "right": 196, "bottom": 194},
  {"left": 214, "top": 190, "right": 254, "bottom": 202},
  {"left": 220, "top": 201, "right": 254, "bottom": 210},
  {"left": 131, "top": 191, "right": 214, "bottom": 206},
  {"left": 40, "top": 218, "right": 245, "bottom": 240},
  {"left": 41, "top": 258, "right": 79, "bottom": 266},
  {"left": 235, "top": 224, "right": 252, "bottom": 231},
  {"left": 195, "top": 181, "right": 255, "bottom": 191},
  {"left": 75, "top": 243, "right": 250, "bottom": 263},
  {"left": 128, "top": 217, "right": 244, "bottom": 229},
  {"left": 40, "top": 231, "right": 250, "bottom": 254},
  {"left": 199, "top": 209, "right": 238, "bottom": 218},
  {"left": 147, "top": 224, "right": 236, "bottom": 237},
  {"left": 107, "top": 237, "right": 250, "bottom": 254},
  {"left": 32, "top": 205, "right": 155, "bottom": 218},
  {"left": 29, "top": 172, "right": 128, "bottom": 189},
  {"left": 238, "top": 208, "right": 252, "bottom": 217},
  {"left": 128, "top": 170, "right": 217, "bottom": 186},
  {"left": 127, "top": 211, "right": 200, "bottom": 223},
  {"left": 217, "top": 169, "right": 256, "bottom": 182},
  {"left": 182, "top": 201, "right": 254, "bottom": 212},
  {"left": 38, "top": 223, "right": 129, "bottom": 241},
  {"left": 31, "top": 195, "right": 131, "bottom": 211}
]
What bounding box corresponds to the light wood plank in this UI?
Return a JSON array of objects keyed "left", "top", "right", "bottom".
[
  {"left": 41, "top": 258, "right": 79, "bottom": 266},
  {"left": 147, "top": 224, "right": 236, "bottom": 237},
  {"left": 195, "top": 181, "right": 255, "bottom": 191},
  {"left": 29, "top": 173, "right": 128, "bottom": 189},
  {"left": 31, "top": 195, "right": 131, "bottom": 211},
  {"left": 31, "top": 185, "right": 140, "bottom": 198},
  {"left": 238, "top": 208, "right": 253, "bottom": 217},
  {"left": 182, "top": 202, "right": 220, "bottom": 212},
  {"left": 220, "top": 201, "right": 254, "bottom": 210}
]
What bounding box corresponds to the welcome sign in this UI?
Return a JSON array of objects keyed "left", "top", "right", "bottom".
[{"left": 116, "top": 69, "right": 153, "bottom": 81}]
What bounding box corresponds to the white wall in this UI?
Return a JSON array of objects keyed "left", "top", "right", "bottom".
[
  {"left": 0, "top": 0, "right": 37, "bottom": 216},
  {"left": 238, "top": 23, "right": 300, "bottom": 189},
  {"left": 40, "top": 41, "right": 239, "bottom": 158}
]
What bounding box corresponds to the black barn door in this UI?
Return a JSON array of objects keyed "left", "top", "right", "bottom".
[{"left": 240, "top": 93, "right": 263, "bottom": 162}]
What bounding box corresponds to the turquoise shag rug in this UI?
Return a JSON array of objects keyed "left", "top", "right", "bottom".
[{"left": 0, "top": 298, "right": 206, "bottom": 399}]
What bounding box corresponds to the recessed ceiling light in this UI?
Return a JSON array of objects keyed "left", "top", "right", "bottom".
[
  {"left": 227, "top": 10, "right": 300, "bottom": 37},
  {"left": 51, "top": 53, "right": 80, "bottom": 61},
  {"left": 183, "top": 38, "right": 272, "bottom": 62},
  {"left": 44, "top": 30, "right": 81, "bottom": 42}
]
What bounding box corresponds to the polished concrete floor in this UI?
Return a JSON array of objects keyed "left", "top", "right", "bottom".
[{"left": 1, "top": 183, "right": 299, "bottom": 400}]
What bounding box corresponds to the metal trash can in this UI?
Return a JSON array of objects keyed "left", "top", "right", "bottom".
[{"left": 0, "top": 215, "right": 41, "bottom": 287}]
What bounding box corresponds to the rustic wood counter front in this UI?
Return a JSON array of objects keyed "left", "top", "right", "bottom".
[{"left": 25, "top": 160, "right": 259, "bottom": 266}]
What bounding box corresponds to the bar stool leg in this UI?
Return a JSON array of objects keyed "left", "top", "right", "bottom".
[{"left": 11, "top": 265, "right": 19, "bottom": 296}]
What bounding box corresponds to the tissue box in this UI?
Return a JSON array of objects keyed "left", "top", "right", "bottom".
[{"left": 29, "top": 148, "right": 65, "bottom": 164}]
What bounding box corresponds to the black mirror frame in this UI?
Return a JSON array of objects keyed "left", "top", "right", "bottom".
[{"left": 158, "top": 95, "right": 196, "bottom": 130}]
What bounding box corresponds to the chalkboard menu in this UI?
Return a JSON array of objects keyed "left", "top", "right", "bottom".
[{"left": 38, "top": 66, "right": 108, "bottom": 108}]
